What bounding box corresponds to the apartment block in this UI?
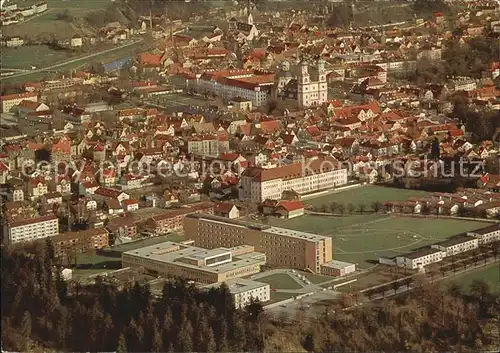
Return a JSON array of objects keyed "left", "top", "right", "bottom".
[
  {"left": 51, "top": 228, "right": 110, "bottom": 259},
  {"left": 431, "top": 235, "right": 479, "bottom": 257},
  {"left": 187, "top": 135, "right": 220, "bottom": 156},
  {"left": 467, "top": 224, "right": 500, "bottom": 245},
  {"left": 203, "top": 278, "right": 270, "bottom": 309},
  {"left": 122, "top": 242, "right": 266, "bottom": 284},
  {"left": 396, "top": 248, "right": 446, "bottom": 270},
  {"left": 1, "top": 92, "right": 38, "bottom": 113},
  {"left": 3, "top": 214, "right": 59, "bottom": 245},
  {"left": 183, "top": 214, "right": 333, "bottom": 273},
  {"left": 239, "top": 158, "right": 348, "bottom": 202}
]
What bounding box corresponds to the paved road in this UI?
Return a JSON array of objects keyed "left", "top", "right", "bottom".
[{"left": 0, "top": 38, "right": 144, "bottom": 81}]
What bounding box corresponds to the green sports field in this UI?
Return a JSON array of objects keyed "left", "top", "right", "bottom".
[
  {"left": 268, "top": 214, "right": 488, "bottom": 268},
  {"left": 263, "top": 186, "right": 490, "bottom": 268},
  {"left": 304, "top": 185, "right": 431, "bottom": 208}
]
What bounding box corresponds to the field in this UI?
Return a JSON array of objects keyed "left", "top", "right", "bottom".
[
  {"left": 1, "top": 39, "right": 147, "bottom": 84},
  {"left": 263, "top": 186, "right": 490, "bottom": 268},
  {"left": 256, "top": 273, "right": 303, "bottom": 290},
  {"left": 1, "top": 46, "right": 74, "bottom": 69},
  {"left": 445, "top": 264, "right": 500, "bottom": 294},
  {"left": 268, "top": 214, "right": 488, "bottom": 268},
  {"left": 303, "top": 185, "right": 431, "bottom": 208}
]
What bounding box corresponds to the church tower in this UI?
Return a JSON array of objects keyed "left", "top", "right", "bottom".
[
  {"left": 317, "top": 58, "right": 328, "bottom": 105},
  {"left": 298, "top": 60, "right": 310, "bottom": 109}
]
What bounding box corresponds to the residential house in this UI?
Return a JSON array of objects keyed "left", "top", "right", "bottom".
[
  {"left": 274, "top": 200, "right": 305, "bottom": 219},
  {"left": 215, "top": 203, "right": 240, "bottom": 219}
]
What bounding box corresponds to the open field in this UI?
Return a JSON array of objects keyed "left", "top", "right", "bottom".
[
  {"left": 258, "top": 187, "right": 488, "bottom": 268},
  {"left": 445, "top": 264, "right": 500, "bottom": 294},
  {"left": 304, "top": 185, "right": 432, "bottom": 208},
  {"left": 1, "top": 39, "right": 147, "bottom": 85},
  {"left": 268, "top": 291, "right": 296, "bottom": 304},
  {"left": 299, "top": 271, "right": 332, "bottom": 285},
  {"left": 3, "top": 0, "right": 113, "bottom": 41},
  {"left": 267, "top": 214, "right": 488, "bottom": 268},
  {"left": 1, "top": 46, "right": 74, "bottom": 69},
  {"left": 256, "top": 273, "right": 303, "bottom": 290}
]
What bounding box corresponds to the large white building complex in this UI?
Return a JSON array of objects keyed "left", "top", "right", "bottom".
[
  {"left": 193, "top": 69, "right": 275, "bottom": 106},
  {"left": 239, "top": 158, "right": 348, "bottom": 202},
  {"left": 184, "top": 214, "right": 333, "bottom": 273},
  {"left": 204, "top": 278, "right": 270, "bottom": 309},
  {"left": 122, "top": 241, "right": 266, "bottom": 284},
  {"left": 3, "top": 214, "right": 59, "bottom": 245}
]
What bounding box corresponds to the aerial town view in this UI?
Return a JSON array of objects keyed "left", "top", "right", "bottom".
[{"left": 1, "top": 0, "right": 499, "bottom": 352}]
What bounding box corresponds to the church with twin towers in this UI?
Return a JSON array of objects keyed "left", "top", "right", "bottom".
[{"left": 272, "top": 57, "right": 328, "bottom": 109}]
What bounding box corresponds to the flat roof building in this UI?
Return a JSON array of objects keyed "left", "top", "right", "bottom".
[
  {"left": 321, "top": 260, "right": 356, "bottom": 277},
  {"left": 183, "top": 214, "right": 333, "bottom": 273},
  {"left": 122, "top": 241, "right": 266, "bottom": 284},
  {"left": 203, "top": 278, "right": 270, "bottom": 309},
  {"left": 396, "top": 247, "right": 446, "bottom": 270},
  {"left": 431, "top": 235, "right": 479, "bottom": 257},
  {"left": 467, "top": 224, "right": 500, "bottom": 244},
  {"left": 3, "top": 214, "right": 59, "bottom": 245}
]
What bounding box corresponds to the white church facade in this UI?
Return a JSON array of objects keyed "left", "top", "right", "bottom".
[{"left": 272, "top": 58, "right": 328, "bottom": 109}]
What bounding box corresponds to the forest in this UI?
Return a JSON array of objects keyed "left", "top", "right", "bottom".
[{"left": 2, "top": 240, "right": 499, "bottom": 352}]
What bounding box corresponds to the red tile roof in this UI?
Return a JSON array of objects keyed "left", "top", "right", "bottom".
[
  {"left": 1, "top": 92, "right": 37, "bottom": 101},
  {"left": 276, "top": 200, "right": 304, "bottom": 212}
]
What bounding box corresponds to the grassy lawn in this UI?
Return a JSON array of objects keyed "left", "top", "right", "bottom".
[
  {"left": 334, "top": 271, "right": 395, "bottom": 292},
  {"left": 257, "top": 273, "right": 303, "bottom": 290},
  {"left": 268, "top": 291, "right": 296, "bottom": 304},
  {"left": 298, "top": 271, "right": 332, "bottom": 285},
  {"left": 1, "top": 46, "right": 73, "bottom": 69},
  {"left": 1, "top": 40, "right": 146, "bottom": 85},
  {"left": 21, "top": 0, "right": 112, "bottom": 12},
  {"left": 304, "top": 185, "right": 431, "bottom": 208},
  {"left": 445, "top": 264, "right": 500, "bottom": 294},
  {"left": 75, "top": 253, "right": 121, "bottom": 266},
  {"left": 267, "top": 214, "right": 488, "bottom": 268}
]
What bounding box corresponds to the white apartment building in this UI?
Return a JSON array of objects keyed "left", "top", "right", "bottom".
[
  {"left": 204, "top": 278, "right": 270, "bottom": 309},
  {"left": 449, "top": 77, "right": 477, "bottom": 92},
  {"left": 1, "top": 92, "right": 38, "bottom": 113},
  {"left": 396, "top": 248, "right": 446, "bottom": 270},
  {"left": 29, "top": 180, "right": 49, "bottom": 200},
  {"left": 187, "top": 136, "right": 220, "bottom": 156},
  {"left": 239, "top": 159, "right": 348, "bottom": 202},
  {"left": 467, "top": 224, "right": 500, "bottom": 245},
  {"left": 4, "top": 215, "right": 59, "bottom": 245},
  {"left": 195, "top": 69, "right": 274, "bottom": 106},
  {"left": 3, "top": 37, "right": 24, "bottom": 47},
  {"left": 431, "top": 235, "right": 479, "bottom": 257}
]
